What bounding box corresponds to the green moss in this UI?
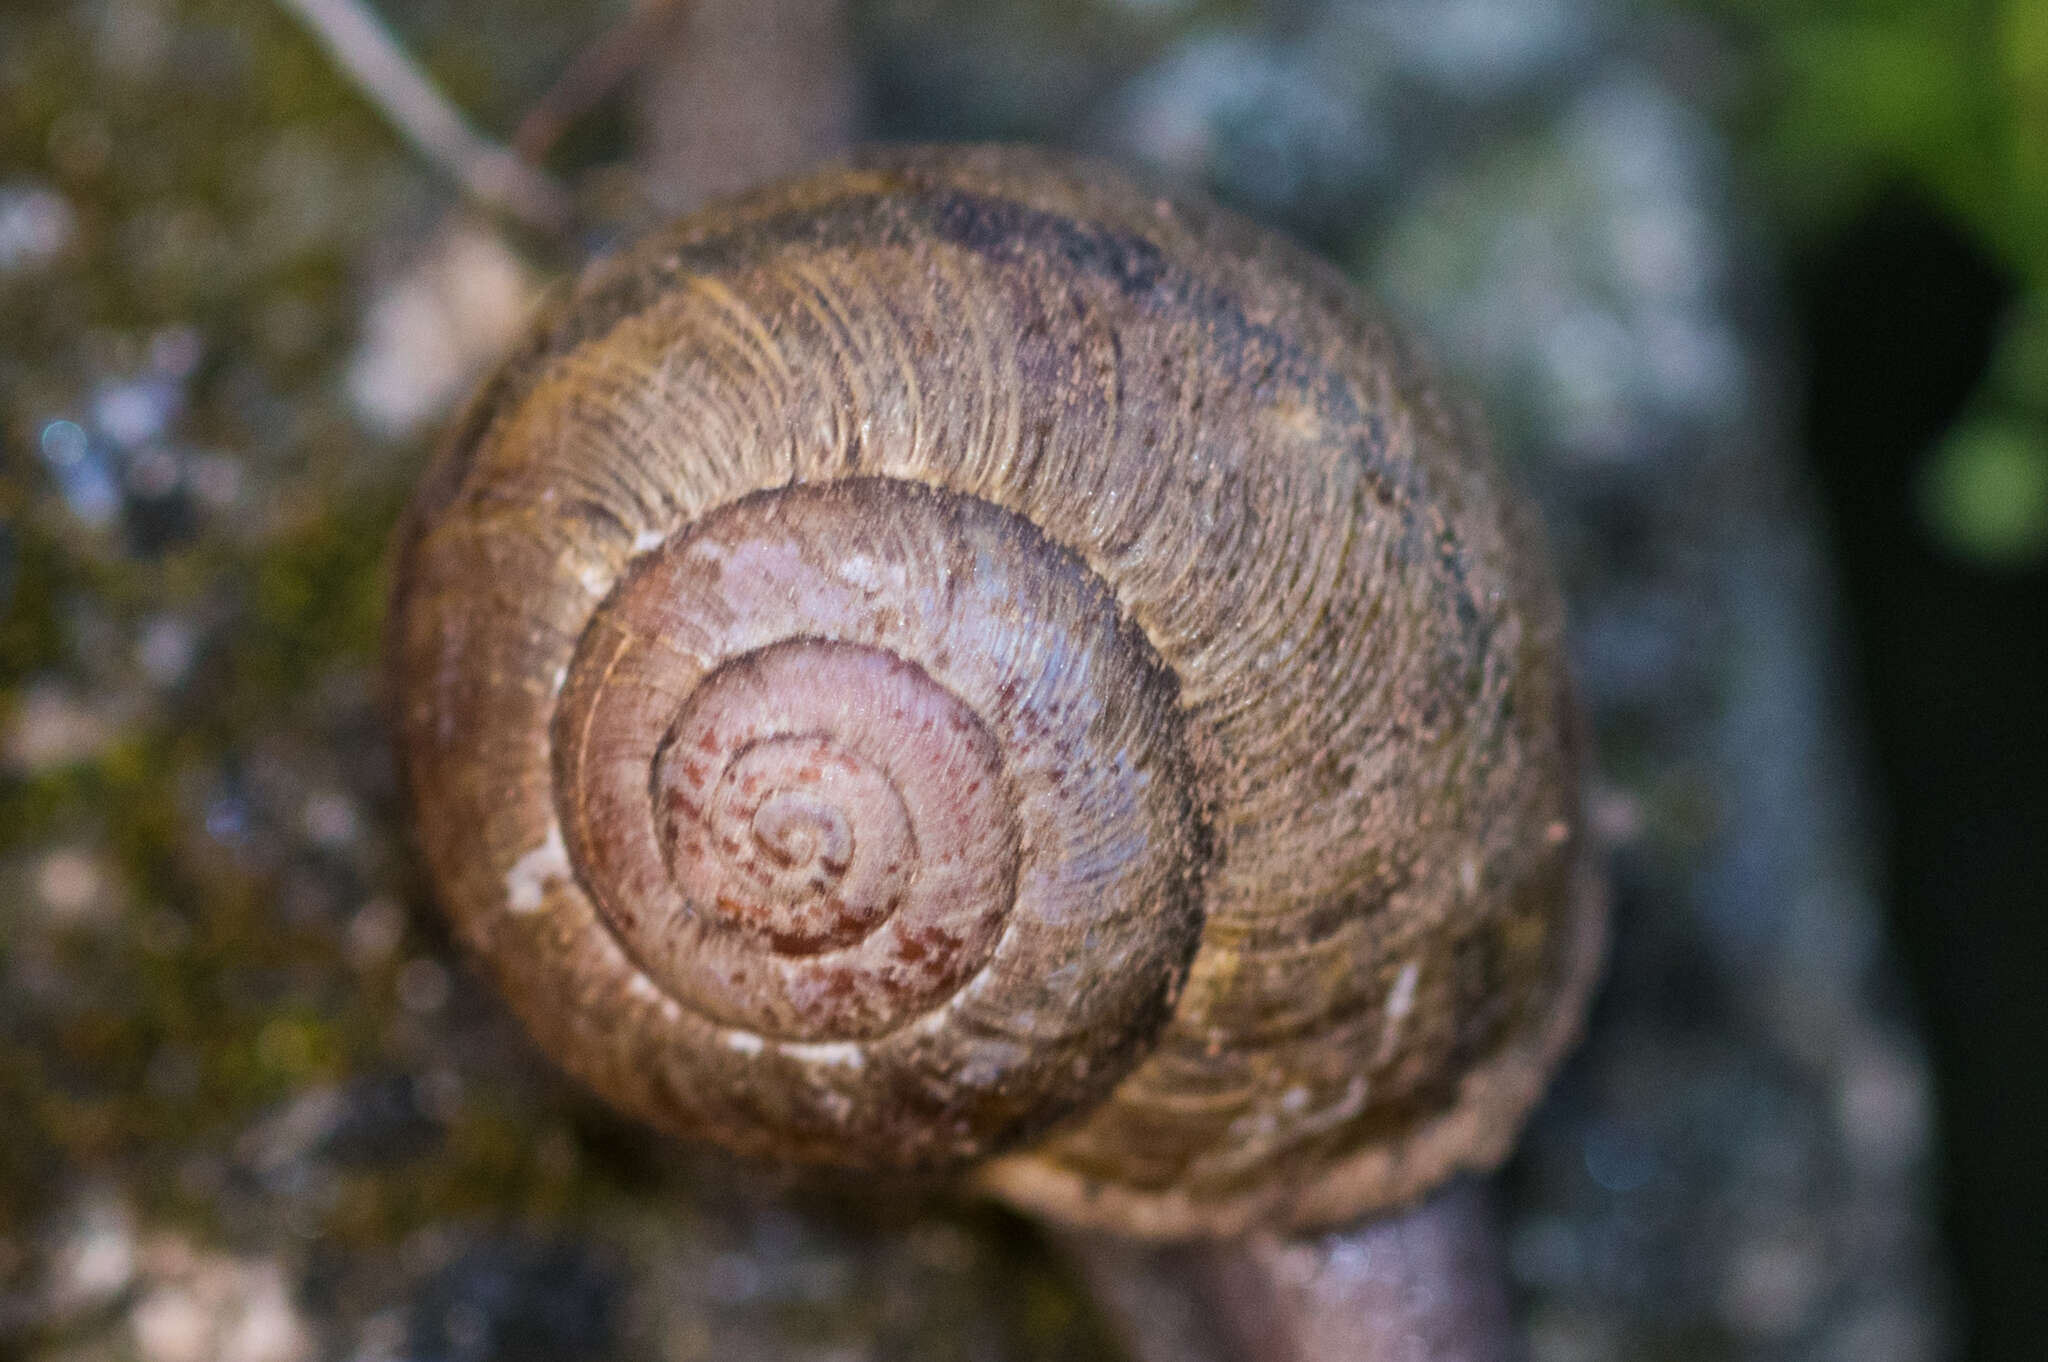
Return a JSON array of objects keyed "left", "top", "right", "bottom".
[{"left": 234, "top": 491, "right": 402, "bottom": 704}]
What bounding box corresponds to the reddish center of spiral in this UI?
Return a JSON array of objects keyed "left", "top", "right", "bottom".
[
  {"left": 578, "top": 637, "right": 1024, "bottom": 1038},
  {"left": 657, "top": 731, "right": 915, "bottom": 955},
  {"left": 547, "top": 483, "right": 1200, "bottom": 1051}
]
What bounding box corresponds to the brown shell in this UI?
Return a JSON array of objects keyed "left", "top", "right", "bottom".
[{"left": 388, "top": 145, "right": 1605, "bottom": 1238}]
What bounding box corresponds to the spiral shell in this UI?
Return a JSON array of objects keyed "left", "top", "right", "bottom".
[{"left": 390, "top": 145, "right": 1604, "bottom": 1237}]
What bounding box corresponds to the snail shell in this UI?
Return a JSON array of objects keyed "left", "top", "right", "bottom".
[{"left": 389, "top": 145, "right": 1605, "bottom": 1238}]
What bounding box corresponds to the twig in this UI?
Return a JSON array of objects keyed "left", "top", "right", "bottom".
[
  {"left": 512, "top": 0, "right": 694, "bottom": 166},
  {"left": 275, "top": 0, "right": 573, "bottom": 234}
]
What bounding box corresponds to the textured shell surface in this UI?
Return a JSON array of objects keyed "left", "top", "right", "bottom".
[{"left": 389, "top": 144, "right": 1605, "bottom": 1238}]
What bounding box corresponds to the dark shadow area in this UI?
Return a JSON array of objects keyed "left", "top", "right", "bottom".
[{"left": 1794, "top": 188, "right": 2048, "bottom": 1362}]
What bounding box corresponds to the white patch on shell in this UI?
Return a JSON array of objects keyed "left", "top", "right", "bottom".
[
  {"left": 783, "top": 1040, "right": 866, "bottom": 1069},
  {"left": 1219, "top": 1074, "right": 1373, "bottom": 1175},
  {"left": 1377, "top": 960, "right": 1422, "bottom": 1061},
  {"left": 839, "top": 552, "right": 874, "bottom": 587},
  {"left": 503, "top": 822, "right": 569, "bottom": 914},
  {"left": 724, "top": 1030, "right": 764, "bottom": 1055},
  {"left": 1387, "top": 960, "right": 1420, "bottom": 1022},
  {"left": 550, "top": 664, "right": 569, "bottom": 698},
  {"left": 576, "top": 560, "right": 610, "bottom": 596},
  {"left": 837, "top": 552, "right": 893, "bottom": 595},
  {"left": 631, "top": 529, "right": 667, "bottom": 555}
]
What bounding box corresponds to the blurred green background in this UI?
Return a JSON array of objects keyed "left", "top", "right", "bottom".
[
  {"left": 1703, "top": 0, "right": 2048, "bottom": 567},
  {"left": 1697, "top": 5, "right": 2047, "bottom": 1359}
]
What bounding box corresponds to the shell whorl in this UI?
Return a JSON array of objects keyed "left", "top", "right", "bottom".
[
  {"left": 552, "top": 479, "right": 1205, "bottom": 1062},
  {"left": 391, "top": 145, "right": 1604, "bottom": 1237}
]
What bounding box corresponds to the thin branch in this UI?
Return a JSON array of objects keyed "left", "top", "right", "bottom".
[
  {"left": 276, "top": 0, "right": 573, "bottom": 234},
  {"left": 511, "top": 0, "right": 694, "bottom": 166}
]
